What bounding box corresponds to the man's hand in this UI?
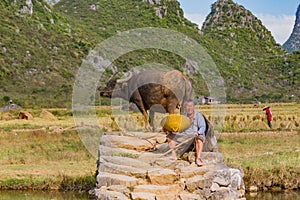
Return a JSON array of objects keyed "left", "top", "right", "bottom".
[{"left": 194, "top": 132, "right": 199, "bottom": 137}]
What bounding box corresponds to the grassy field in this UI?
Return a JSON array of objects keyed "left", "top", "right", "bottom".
[
  {"left": 0, "top": 116, "right": 96, "bottom": 191},
  {"left": 0, "top": 103, "right": 299, "bottom": 191},
  {"left": 219, "top": 131, "right": 300, "bottom": 190}
]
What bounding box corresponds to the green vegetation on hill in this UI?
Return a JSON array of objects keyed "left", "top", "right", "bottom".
[
  {"left": 55, "top": 0, "right": 299, "bottom": 103},
  {"left": 0, "top": 0, "right": 95, "bottom": 107},
  {"left": 0, "top": 0, "right": 299, "bottom": 107},
  {"left": 201, "top": 0, "right": 297, "bottom": 102}
]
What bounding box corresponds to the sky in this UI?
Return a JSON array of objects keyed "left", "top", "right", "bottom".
[{"left": 177, "top": 0, "right": 299, "bottom": 44}]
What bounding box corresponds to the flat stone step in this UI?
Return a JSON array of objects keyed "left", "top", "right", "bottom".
[
  {"left": 101, "top": 155, "right": 151, "bottom": 169},
  {"left": 99, "top": 162, "right": 147, "bottom": 179},
  {"left": 100, "top": 135, "right": 156, "bottom": 151},
  {"left": 133, "top": 184, "right": 181, "bottom": 195},
  {"left": 130, "top": 192, "right": 156, "bottom": 200},
  {"left": 149, "top": 157, "right": 190, "bottom": 170},
  {"left": 94, "top": 189, "right": 128, "bottom": 200},
  {"left": 178, "top": 163, "right": 211, "bottom": 179},
  {"left": 178, "top": 193, "right": 205, "bottom": 200},
  {"left": 122, "top": 132, "right": 167, "bottom": 144},
  {"left": 186, "top": 152, "right": 223, "bottom": 164},
  {"left": 186, "top": 174, "right": 213, "bottom": 192},
  {"left": 147, "top": 168, "right": 178, "bottom": 185},
  {"left": 97, "top": 172, "right": 138, "bottom": 188},
  {"left": 99, "top": 145, "right": 141, "bottom": 157},
  {"left": 155, "top": 194, "right": 178, "bottom": 200}
]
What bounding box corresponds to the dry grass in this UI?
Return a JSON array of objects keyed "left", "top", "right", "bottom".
[
  {"left": 0, "top": 125, "right": 96, "bottom": 191},
  {"left": 218, "top": 130, "right": 300, "bottom": 190},
  {"left": 0, "top": 103, "right": 299, "bottom": 190},
  {"left": 198, "top": 103, "right": 300, "bottom": 132}
]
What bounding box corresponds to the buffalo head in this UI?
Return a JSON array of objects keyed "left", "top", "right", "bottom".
[
  {"left": 100, "top": 72, "right": 133, "bottom": 98},
  {"left": 100, "top": 78, "right": 117, "bottom": 98}
]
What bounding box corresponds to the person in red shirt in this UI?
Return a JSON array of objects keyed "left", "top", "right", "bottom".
[{"left": 263, "top": 106, "right": 272, "bottom": 128}]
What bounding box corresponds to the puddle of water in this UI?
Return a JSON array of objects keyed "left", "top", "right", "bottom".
[
  {"left": 0, "top": 190, "right": 88, "bottom": 200},
  {"left": 0, "top": 189, "right": 299, "bottom": 199},
  {"left": 246, "top": 190, "right": 300, "bottom": 200}
]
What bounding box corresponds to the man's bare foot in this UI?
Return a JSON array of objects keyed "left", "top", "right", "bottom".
[
  {"left": 195, "top": 158, "right": 204, "bottom": 166},
  {"left": 169, "top": 156, "right": 177, "bottom": 160},
  {"left": 170, "top": 150, "right": 177, "bottom": 160}
]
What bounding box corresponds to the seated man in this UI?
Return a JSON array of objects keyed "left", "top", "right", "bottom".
[{"left": 166, "top": 99, "right": 206, "bottom": 166}]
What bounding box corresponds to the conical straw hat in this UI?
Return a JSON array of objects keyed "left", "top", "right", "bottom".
[{"left": 161, "top": 114, "right": 191, "bottom": 133}]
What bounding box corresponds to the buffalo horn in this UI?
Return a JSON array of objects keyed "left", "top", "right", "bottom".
[{"left": 116, "top": 71, "right": 133, "bottom": 83}]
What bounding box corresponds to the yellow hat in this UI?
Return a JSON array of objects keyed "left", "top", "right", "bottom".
[{"left": 161, "top": 114, "right": 191, "bottom": 133}]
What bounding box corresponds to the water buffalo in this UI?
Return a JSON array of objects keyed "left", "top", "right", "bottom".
[{"left": 100, "top": 70, "right": 192, "bottom": 131}]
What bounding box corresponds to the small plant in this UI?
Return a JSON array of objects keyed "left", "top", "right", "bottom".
[{"left": 111, "top": 152, "right": 139, "bottom": 158}]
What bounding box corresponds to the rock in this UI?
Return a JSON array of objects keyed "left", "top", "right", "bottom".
[
  {"left": 99, "top": 145, "right": 141, "bottom": 157},
  {"left": 137, "top": 152, "right": 165, "bottom": 163},
  {"left": 49, "top": 126, "right": 64, "bottom": 134},
  {"left": 107, "top": 185, "right": 130, "bottom": 196},
  {"left": 196, "top": 188, "right": 212, "bottom": 199},
  {"left": 249, "top": 192, "right": 258, "bottom": 197},
  {"left": 39, "top": 110, "right": 56, "bottom": 119},
  {"left": 213, "top": 176, "right": 230, "bottom": 187},
  {"left": 94, "top": 189, "right": 128, "bottom": 200},
  {"left": 130, "top": 192, "right": 156, "bottom": 200},
  {"left": 101, "top": 156, "right": 150, "bottom": 170},
  {"left": 147, "top": 168, "right": 177, "bottom": 185},
  {"left": 210, "top": 182, "right": 220, "bottom": 191},
  {"left": 178, "top": 163, "right": 211, "bottom": 178},
  {"left": 18, "top": 111, "right": 33, "bottom": 120},
  {"left": 96, "top": 172, "right": 138, "bottom": 188},
  {"left": 100, "top": 135, "right": 156, "bottom": 151},
  {"left": 155, "top": 194, "right": 178, "bottom": 200},
  {"left": 99, "top": 161, "right": 147, "bottom": 179},
  {"left": 95, "top": 130, "right": 246, "bottom": 199},
  {"left": 179, "top": 193, "right": 205, "bottom": 200},
  {"left": 133, "top": 184, "right": 181, "bottom": 195},
  {"left": 90, "top": 4, "right": 98, "bottom": 11},
  {"left": 211, "top": 187, "right": 239, "bottom": 200},
  {"left": 186, "top": 175, "right": 211, "bottom": 191},
  {"left": 187, "top": 152, "right": 223, "bottom": 164},
  {"left": 249, "top": 185, "right": 258, "bottom": 192},
  {"left": 271, "top": 186, "right": 282, "bottom": 192},
  {"left": 229, "top": 168, "right": 244, "bottom": 190},
  {"left": 19, "top": 0, "right": 33, "bottom": 15},
  {"left": 1, "top": 113, "right": 14, "bottom": 120},
  {"left": 122, "top": 131, "right": 166, "bottom": 142},
  {"left": 149, "top": 157, "right": 190, "bottom": 170}
]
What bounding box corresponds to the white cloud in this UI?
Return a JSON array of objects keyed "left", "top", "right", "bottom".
[
  {"left": 184, "top": 13, "right": 207, "bottom": 28},
  {"left": 255, "top": 14, "right": 295, "bottom": 44},
  {"left": 184, "top": 13, "right": 295, "bottom": 45}
]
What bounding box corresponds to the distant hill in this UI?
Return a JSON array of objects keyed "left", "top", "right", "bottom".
[
  {"left": 0, "top": 0, "right": 299, "bottom": 107},
  {"left": 0, "top": 0, "right": 90, "bottom": 107},
  {"left": 283, "top": 4, "right": 300, "bottom": 53},
  {"left": 201, "top": 0, "right": 297, "bottom": 102}
]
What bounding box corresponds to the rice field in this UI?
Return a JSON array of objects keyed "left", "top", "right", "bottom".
[{"left": 0, "top": 103, "right": 299, "bottom": 191}]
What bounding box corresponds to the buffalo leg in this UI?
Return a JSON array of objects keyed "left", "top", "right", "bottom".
[
  {"left": 166, "top": 99, "right": 178, "bottom": 114},
  {"left": 149, "top": 109, "right": 155, "bottom": 131},
  {"left": 136, "top": 105, "right": 151, "bottom": 131},
  {"left": 132, "top": 97, "right": 152, "bottom": 131}
]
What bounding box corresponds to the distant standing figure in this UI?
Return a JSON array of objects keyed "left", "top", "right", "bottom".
[{"left": 263, "top": 106, "right": 272, "bottom": 128}]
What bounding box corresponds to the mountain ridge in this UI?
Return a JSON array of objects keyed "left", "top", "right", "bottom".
[
  {"left": 0, "top": 0, "right": 299, "bottom": 107},
  {"left": 283, "top": 4, "right": 300, "bottom": 52}
]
